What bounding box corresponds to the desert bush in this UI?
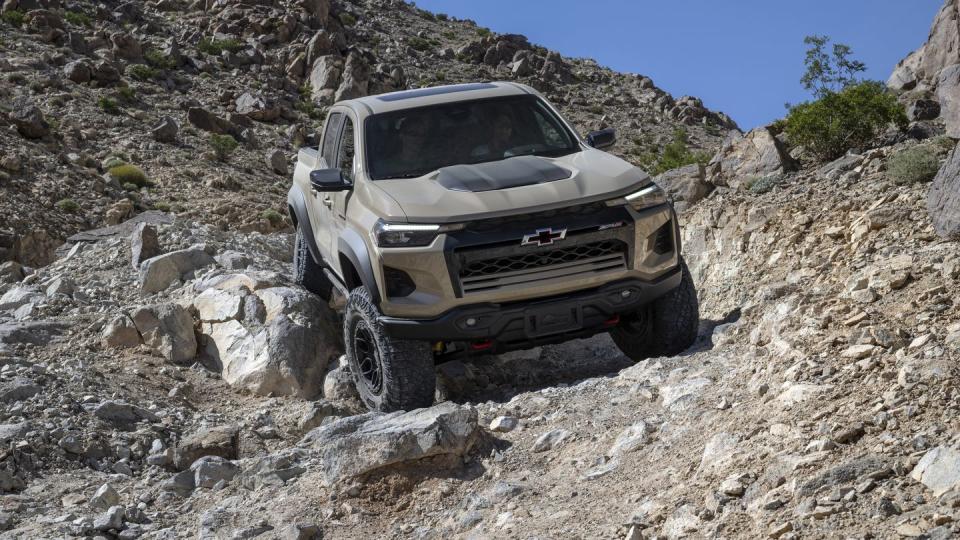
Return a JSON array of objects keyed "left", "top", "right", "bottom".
[
  {"left": 785, "top": 81, "right": 907, "bottom": 162},
  {"left": 641, "top": 128, "right": 712, "bottom": 175},
  {"left": 127, "top": 64, "right": 157, "bottom": 81},
  {"left": 338, "top": 12, "right": 356, "bottom": 26},
  {"left": 197, "top": 37, "right": 243, "bottom": 55},
  {"left": 747, "top": 174, "right": 787, "bottom": 194},
  {"left": 1, "top": 10, "right": 25, "bottom": 27},
  {"left": 408, "top": 36, "right": 431, "bottom": 51},
  {"left": 261, "top": 209, "right": 283, "bottom": 225},
  {"left": 476, "top": 27, "right": 492, "bottom": 38},
  {"left": 55, "top": 198, "right": 80, "bottom": 213},
  {"left": 887, "top": 145, "right": 941, "bottom": 185},
  {"left": 117, "top": 86, "right": 136, "bottom": 101},
  {"left": 109, "top": 163, "right": 151, "bottom": 187},
  {"left": 153, "top": 201, "right": 171, "bottom": 212},
  {"left": 144, "top": 49, "right": 177, "bottom": 70},
  {"left": 63, "top": 11, "right": 91, "bottom": 26},
  {"left": 98, "top": 96, "right": 120, "bottom": 114},
  {"left": 209, "top": 134, "right": 239, "bottom": 161}
]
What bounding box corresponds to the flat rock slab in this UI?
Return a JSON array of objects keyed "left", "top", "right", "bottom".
[
  {"left": 0, "top": 321, "right": 68, "bottom": 354},
  {"left": 63, "top": 211, "right": 174, "bottom": 245},
  {"left": 911, "top": 446, "right": 960, "bottom": 496},
  {"left": 300, "top": 402, "right": 480, "bottom": 486}
]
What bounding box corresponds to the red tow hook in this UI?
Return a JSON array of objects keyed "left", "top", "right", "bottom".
[
  {"left": 604, "top": 314, "right": 621, "bottom": 327},
  {"left": 471, "top": 340, "right": 494, "bottom": 351}
]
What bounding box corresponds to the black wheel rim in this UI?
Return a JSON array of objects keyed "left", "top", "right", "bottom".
[
  {"left": 621, "top": 307, "right": 652, "bottom": 338},
  {"left": 353, "top": 322, "right": 383, "bottom": 394}
]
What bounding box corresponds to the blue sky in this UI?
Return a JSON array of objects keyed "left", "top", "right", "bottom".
[{"left": 413, "top": 0, "right": 941, "bottom": 129}]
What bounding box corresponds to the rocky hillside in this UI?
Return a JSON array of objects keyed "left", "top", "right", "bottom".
[
  {"left": 0, "top": 0, "right": 735, "bottom": 267},
  {"left": 1, "top": 1, "right": 959, "bottom": 539}
]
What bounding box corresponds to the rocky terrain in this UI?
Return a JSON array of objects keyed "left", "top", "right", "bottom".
[{"left": 2, "top": 0, "right": 960, "bottom": 539}]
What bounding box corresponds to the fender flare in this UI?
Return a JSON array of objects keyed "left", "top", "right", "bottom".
[
  {"left": 338, "top": 228, "right": 382, "bottom": 306},
  {"left": 287, "top": 186, "right": 322, "bottom": 265}
]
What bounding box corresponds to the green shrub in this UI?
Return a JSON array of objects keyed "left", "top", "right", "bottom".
[
  {"left": 144, "top": 49, "right": 177, "bottom": 70},
  {"left": 1, "top": 10, "right": 25, "bottom": 27},
  {"left": 209, "top": 134, "right": 239, "bottom": 161},
  {"left": 441, "top": 30, "right": 456, "bottom": 39},
  {"left": 338, "top": 12, "right": 356, "bottom": 27},
  {"left": 785, "top": 81, "right": 907, "bottom": 162},
  {"left": 127, "top": 64, "right": 157, "bottom": 81},
  {"left": 55, "top": 198, "right": 80, "bottom": 213},
  {"left": 436, "top": 13, "right": 449, "bottom": 21},
  {"left": 63, "top": 11, "right": 91, "bottom": 26},
  {"left": 153, "top": 201, "right": 171, "bottom": 212},
  {"left": 108, "top": 163, "right": 151, "bottom": 187},
  {"left": 98, "top": 96, "right": 120, "bottom": 114},
  {"left": 408, "top": 36, "right": 431, "bottom": 51},
  {"left": 476, "top": 27, "right": 492, "bottom": 38},
  {"left": 261, "top": 208, "right": 283, "bottom": 225},
  {"left": 643, "top": 129, "right": 712, "bottom": 175},
  {"left": 932, "top": 135, "right": 956, "bottom": 154},
  {"left": 117, "top": 86, "right": 136, "bottom": 101},
  {"left": 887, "top": 145, "right": 940, "bottom": 185},
  {"left": 197, "top": 37, "right": 243, "bottom": 55},
  {"left": 747, "top": 174, "right": 787, "bottom": 194},
  {"left": 122, "top": 182, "right": 139, "bottom": 191}
]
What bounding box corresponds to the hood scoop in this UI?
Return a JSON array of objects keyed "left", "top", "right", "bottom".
[{"left": 435, "top": 156, "right": 572, "bottom": 193}]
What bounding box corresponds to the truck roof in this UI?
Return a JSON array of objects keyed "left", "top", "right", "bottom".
[{"left": 342, "top": 81, "right": 532, "bottom": 115}]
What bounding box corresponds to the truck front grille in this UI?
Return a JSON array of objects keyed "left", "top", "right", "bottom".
[{"left": 458, "top": 240, "right": 628, "bottom": 295}]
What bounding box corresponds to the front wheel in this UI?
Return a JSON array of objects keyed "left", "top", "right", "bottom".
[
  {"left": 611, "top": 259, "right": 699, "bottom": 360},
  {"left": 343, "top": 286, "right": 436, "bottom": 412}
]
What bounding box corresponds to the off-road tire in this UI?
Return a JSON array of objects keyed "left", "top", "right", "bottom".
[
  {"left": 343, "top": 286, "right": 436, "bottom": 412},
  {"left": 611, "top": 259, "right": 699, "bottom": 360},
  {"left": 293, "top": 225, "right": 332, "bottom": 301}
]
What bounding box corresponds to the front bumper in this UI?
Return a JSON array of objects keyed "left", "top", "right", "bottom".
[{"left": 379, "top": 268, "right": 682, "bottom": 343}]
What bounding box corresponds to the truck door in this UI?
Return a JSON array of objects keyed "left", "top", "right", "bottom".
[{"left": 306, "top": 111, "right": 344, "bottom": 266}]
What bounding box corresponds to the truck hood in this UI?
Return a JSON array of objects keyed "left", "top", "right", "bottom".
[{"left": 369, "top": 149, "right": 650, "bottom": 223}]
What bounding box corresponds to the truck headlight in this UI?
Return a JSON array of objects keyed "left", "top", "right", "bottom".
[
  {"left": 606, "top": 183, "right": 669, "bottom": 211},
  {"left": 373, "top": 220, "right": 463, "bottom": 248}
]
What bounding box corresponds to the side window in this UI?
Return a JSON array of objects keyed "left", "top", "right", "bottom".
[
  {"left": 337, "top": 117, "right": 356, "bottom": 181},
  {"left": 321, "top": 112, "right": 344, "bottom": 168}
]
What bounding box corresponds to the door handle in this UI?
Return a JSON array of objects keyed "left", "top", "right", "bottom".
[{"left": 322, "top": 196, "right": 333, "bottom": 208}]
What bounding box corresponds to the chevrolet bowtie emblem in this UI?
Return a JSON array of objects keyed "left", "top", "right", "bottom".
[{"left": 522, "top": 227, "right": 567, "bottom": 247}]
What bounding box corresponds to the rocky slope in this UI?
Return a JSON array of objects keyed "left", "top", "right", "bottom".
[
  {"left": 1, "top": 1, "right": 959, "bottom": 539},
  {"left": 0, "top": 0, "right": 735, "bottom": 267}
]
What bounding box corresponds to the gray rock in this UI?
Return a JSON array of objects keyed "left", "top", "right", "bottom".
[
  {"left": 300, "top": 402, "right": 480, "bottom": 486},
  {"left": 139, "top": 247, "right": 216, "bottom": 293},
  {"left": 937, "top": 64, "right": 960, "bottom": 139},
  {"left": 531, "top": 429, "right": 573, "bottom": 452},
  {"left": 911, "top": 446, "right": 960, "bottom": 496},
  {"left": 323, "top": 364, "right": 358, "bottom": 401},
  {"left": 0, "top": 470, "right": 25, "bottom": 492},
  {"left": 928, "top": 141, "right": 960, "bottom": 239},
  {"left": 908, "top": 99, "right": 941, "bottom": 121},
  {"left": 191, "top": 456, "right": 240, "bottom": 488},
  {"left": 0, "top": 261, "right": 24, "bottom": 284},
  {"left": 151, "top": 116, "right": 179, "bottom": 143},
  {"left": 0, "top": 423, "right": 30, "bottom": 445},
  {"left": 94, "top": 400, "right": 158, "bottom": 425},
  {"left": 130, "top": 303, "right": 197, "bottom": 363},
  {"left": 0, "top": 377, "right": 40, "bottom": 403},
  {"left": 64, "top": 59, "right": 92, "bottom": 83},
  {"left": 131, "top": 223, "right": 161, "bottom": 270},
  {"left": 707, "top": 128, "right": 794, "bottom": 189},
  {"left": 309, "top": 55, "right": 343, "bottom": 103},
  {"left": 101, "top": 315, "right": 142, "bottom": 349},
  {"left": 92, "top": 60, "right": 121, "bottom": 84},
  {"left": 12, "top": 105, "right": 49, "bottom": 139},
  {"left": 93, "top": 505, "right": 125, "bottom": 531},
  {"left": 45, "top": 276, "right": 74, "bottom": 296},
  {"left": 654, "top": 163, "right": 712, "bottom": 211},
  {"left": 90, "top": 483, "right": 120, "bottom": 510},
  {"left": 214, "top": 251, "right": 252, "bottom": 270},
  {"left": 280, "top": 522, "right": 321, "bottom": 540},
  {"left": 489, "top": 415, "right": 518, "bottom": 433},
  {"left": 334, "top": 51, "right": 369, "bottom": 102},
  {"left": 267, "top": 149, "right": 287, "bottom": 175},
  {"left": 159, "top": 470, "right": 195, "bottom": 496},
  {"left": 174, "top": 425, "right": 239, "bottom": 470},
  {"left": 235, "top": 93, "right": 280, "bottom": 122},
  {"left": 187, "top": 107, "right": 240, "bottom": 137}
]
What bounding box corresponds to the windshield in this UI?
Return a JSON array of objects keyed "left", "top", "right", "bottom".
[{"left": 365, "top": 95, "right": 580, "bottom": 180}]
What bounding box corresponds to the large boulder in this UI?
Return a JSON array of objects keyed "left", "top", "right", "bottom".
[
  {"left": 234, "top": 93, "right": 281, "bottom": 123},
  {"left": 334, "top": 51, "right": 369, "bottom": 102},
  {"left": 654, "top": 163, "right": 712, "bottom": 212},
  {"left": 912, "top": 446, "right": 960, "bottom": 496},
  {"left": 706, "top": 128, "right": 794, "bottom": 189},
  {"left": 174, "top": 425, "right": 239, "bottom": 471},
  {"left": 309, "top": 55, "right": 343, "bottom": 103},
  {"left": 139, "top": 247, "right": 216, "bottom": 294},
  {"left": 196, "top": 280, "right": 340, "bottom": 399},
  {"left": 12, "top": 106, "right": 50, "bottom": 139},
  {"left": 928, "top": 141, "right": 960, "bottom": 239},
  {"left": 937, "top": 64, "right": 960, "bottom": 138},
  {"left": 889, "top": 0, "right": 960, "bottom": 90},
  {"left": 129, "top": 303, "right": 197, "bottom": 363},
  {"left": 299, "top": 402, "right": 480, "bottom": 486}
]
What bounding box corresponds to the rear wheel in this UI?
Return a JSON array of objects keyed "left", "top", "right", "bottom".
[
  {"left": 343, "top": 286, "right": 436, "bottom": 412},
  {"left": 611, "top": 259, "right": 699, "bottom": 360},
  {"left": 293, "top": 225, "right": 332, "bottom": 301}
]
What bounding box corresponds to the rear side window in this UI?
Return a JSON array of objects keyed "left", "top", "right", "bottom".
[
  {"left": 321, "top": 112, "right": 344, "bottom": 167},
  {"left": 337, "top": 117, "right": 356, "bottom": 180}
]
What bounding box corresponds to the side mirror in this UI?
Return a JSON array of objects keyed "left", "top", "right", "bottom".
[
  {"left": 586, "top": 128, "right": 617, "bottom": 150},
  {"left": 309, "top": 168, "right": 352, "bottom": 192}
]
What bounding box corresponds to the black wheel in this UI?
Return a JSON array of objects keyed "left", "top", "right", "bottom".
[
  {"left": 293, "top": 225, "right": 332, "bottom": 301},
  {"left": 611, "top": 258, "right": 699, "bottom": 360},
  {"left": 343, "top": 286, "right": 436, "bottom": 412}
]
